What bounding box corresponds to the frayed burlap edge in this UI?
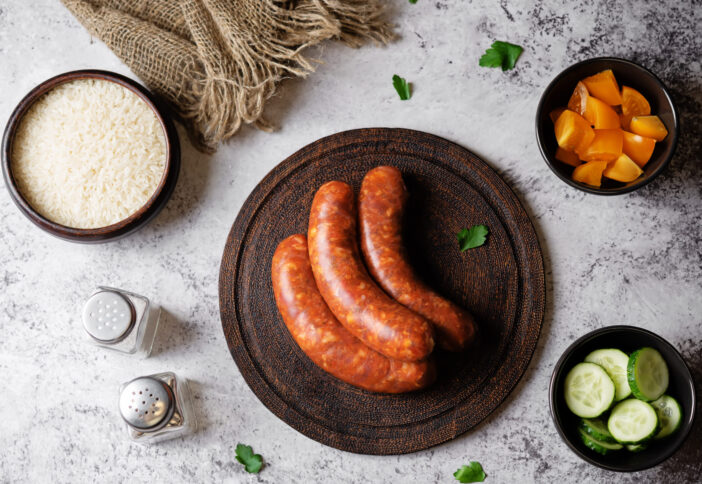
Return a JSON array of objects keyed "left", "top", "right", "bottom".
[{"left": 61, "top": 0, "right": 393, "bottom": 152}]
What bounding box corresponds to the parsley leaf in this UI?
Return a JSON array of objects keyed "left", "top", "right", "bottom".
[
  {"left": 457, "top": 225, "right": 488, "bottom": 251},
  {"left": 235, "top": 443, "right": 263, "bottom": 474},
  {"left": 454, "top": 462, "right": 487, "bottom": 482},
  {"left": 479, "top": 41, "right": 523, "bottom": 71},
  {"left": 409, "top": 0, "right": 418, "bottom": 3},
  {"left": 392, "top": 74, "right": 411, "bottom": 100}
]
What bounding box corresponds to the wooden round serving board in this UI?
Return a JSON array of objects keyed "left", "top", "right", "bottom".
[{"left": 219, "top": 128, "right": 545, "bottom": 455}]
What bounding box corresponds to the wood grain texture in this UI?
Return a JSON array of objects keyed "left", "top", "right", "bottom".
[{"left": 219, "top": 128, "right": 545, "bottom": 455}]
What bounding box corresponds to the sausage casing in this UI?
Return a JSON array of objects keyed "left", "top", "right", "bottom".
[
  {"left": 359, "top": 166, "right": 477, "bottom": 351},
  {"left": 272, "top": 234, "right": 436, "bottom": 393},
  {"left": 308, "top": 181, "right": 435, "bottom": 362}
]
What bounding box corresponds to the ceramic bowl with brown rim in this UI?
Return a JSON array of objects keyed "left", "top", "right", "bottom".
[{"left": 1, "top": 70, "right": 180, "bottom": 243}]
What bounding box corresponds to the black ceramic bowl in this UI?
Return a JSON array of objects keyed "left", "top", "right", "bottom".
[
  {"left": 549, "top": 325, "right": 696, "bottom": 472},
  {"left": 1, "top": 70, "right": 180, "bottom": 243},
  {"left": 536, "top": 57, "right": 678, "bottom": 195}
]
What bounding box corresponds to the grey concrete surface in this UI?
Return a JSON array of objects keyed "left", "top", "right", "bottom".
[{"left": 1, "top": 1, "right": 700, "bottom": 482}]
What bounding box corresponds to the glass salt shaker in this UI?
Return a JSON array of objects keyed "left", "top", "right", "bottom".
[
  {"left": 82, "top": 286, "right": 160, "bottom": 357},
  {"left": 118, "top": 372, "right": 197, "bottom": 444}
]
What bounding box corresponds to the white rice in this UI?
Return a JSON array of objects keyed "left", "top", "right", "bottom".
[{"left": 11, "top": 78, "right": 167, "bottom": 229}]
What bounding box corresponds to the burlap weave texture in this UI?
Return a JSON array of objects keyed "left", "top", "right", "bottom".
[{"left": 61, "top": 0, "right": 392, "bottom": 151}]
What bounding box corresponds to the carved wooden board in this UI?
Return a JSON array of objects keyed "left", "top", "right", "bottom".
[{"left": 219, "top": 128, "right": 545, "bottom": 454}]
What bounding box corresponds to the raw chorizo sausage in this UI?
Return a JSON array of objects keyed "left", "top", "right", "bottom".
[
  {"left": 272, "top": 234, "right": 436, "bottom": 393},
  {"left": 359, "top": 166, "right": 477, "bottom": 351},
  {"left": 308, "top": 181, "right": 435, "bottom": 362}
]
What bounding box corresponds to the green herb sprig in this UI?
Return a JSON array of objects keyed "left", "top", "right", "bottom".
[
  {"left": 392, "top": 74, "right": 412, "bottom": 100},
  {"left": 454, "top": 461, "right": 487, "bottom": 482},
  {"left": 457, "top": 225, "right": 489, "bottom": 251},
  {"left": 235, "top": 443, "right": 263, "bottom": 474},
  {"left": 479, "top": 41, "right": 523, "bottom": 71}
]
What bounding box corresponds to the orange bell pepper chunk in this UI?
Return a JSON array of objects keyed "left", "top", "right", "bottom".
[
  {"left": 582, "top": 69, "right": 622, "bottom": 106},
  {"left": 603, "top": 153, "right": 644, "bottom": 182},
  {"left": 578, "top": 129, "right": 624, "bottom": 162},
  {"left": 584, "top": 96, "right": 621, "bottom": 129},
  {"left": 567, "top": 81, "right": 589, "bottom": 116},
  {"left": 550, "top": 107, "right": 566, "bottom": 124},
  {"left": 554, "top": 110, "right": 595, "bottom": 153},
  {"left": 620, "top": 86, "right": 651, "bottom": 129},
  {"left": 630, "top": 115, "right": 668, "bottom": 141},
  {"left": 622, "top": 131, "right": 656, "bottom": 167},
  {"left": 572, "top": 161, "right": 608, "bottom": 187},
  {"left": 555, "top": 147, "right": 581, "bottom": 167}
]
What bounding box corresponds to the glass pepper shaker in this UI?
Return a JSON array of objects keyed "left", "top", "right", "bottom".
[
  {"left": 118, "top": 372, "right": 197, "bottom": 444},
  {"left": 82, "top": 286, "right": 160, "bottom": 357}
]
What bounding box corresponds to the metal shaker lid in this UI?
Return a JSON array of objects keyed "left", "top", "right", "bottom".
[
  {"left": 82, "top": 290, "right": 135, "bottom": 343},
  {"left": 119, "top": 376, "right": 174, "bottom": 431}
]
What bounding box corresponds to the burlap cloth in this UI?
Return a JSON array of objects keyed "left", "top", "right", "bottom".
[{"left": 61, "top": 0, "right": 392, "bottom": 152}]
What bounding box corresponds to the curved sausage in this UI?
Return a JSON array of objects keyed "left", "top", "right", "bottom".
[
  {"left": 272, "top": 234, "right": 436, "bottom": 393},
  {"left": 308, "top": 181, "right": 435, "bottom": 362},
  {"left": 359, "top": 166, "right": 477, "bottom": 351}
]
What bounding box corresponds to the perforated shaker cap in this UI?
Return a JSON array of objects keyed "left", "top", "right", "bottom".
[
  {"left": 82, "top": 290, "right": 135, "bottom": 343},
  {"left": 119, "top": 377, "right": 175, "bottom": 431}
]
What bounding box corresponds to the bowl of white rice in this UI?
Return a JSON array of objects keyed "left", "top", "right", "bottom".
[{"left": 2, "top": 70, "right": 180, "bottom": 242}]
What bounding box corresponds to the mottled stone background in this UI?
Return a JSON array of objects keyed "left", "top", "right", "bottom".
[{"left": 0, "top": 1, "right": 700, "bottom": 482}]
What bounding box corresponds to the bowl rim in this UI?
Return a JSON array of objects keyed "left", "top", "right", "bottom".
[
  {"left": 535, "top": 56, "right": 680, "bottom": 196},
  {"left": 548, "top": 324, "right": 697, "bottom": 472},
  {"left": 1, "top": 69, "right": 180, "bottom": 242}
]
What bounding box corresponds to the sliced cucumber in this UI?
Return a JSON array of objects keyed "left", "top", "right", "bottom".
[
  {"left": 651, "top": 395, "right": 682, "bottom": 439},
  {"left": 626, "top": 443, "right": 647, "bottom": 453},
  {"left": 607, "top": 399, "right": 659, "bottom": 443},
  {"left": 564, "top": 362, "right": 616, "bottom": 418},
  {"left": 578, "top": 427, "right": 623, "bottom": 455},
  {"left": 585, "top": 348, "right": 632, "bottom": 401},
  {"left": 628, "top": 347, "right": 669, "bottom": 401},
  {"left": 579, "top": 418, "right": 616, "bottom": 443}
]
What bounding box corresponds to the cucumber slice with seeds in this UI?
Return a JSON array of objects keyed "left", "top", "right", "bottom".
[
  {"left": 651, "top": 395, "right": 682, "bottom": 439},
  {"left": 578, "top": 427, "right": 623, "bottom": 455},
  {"left": 585, "top": 348, "right": 632, "bottom": 401},
  {"left": 564, "top": 362, "right": 616, "bottom": 418},
  {"left": 580, "top": 418, "right": 616, "bottom": 443},
  {"left": 628, "top": 347, "right": 669, "bottom": 401},
  {"left": 607, "top": 399, "right": 659, "bottom": 443}
]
